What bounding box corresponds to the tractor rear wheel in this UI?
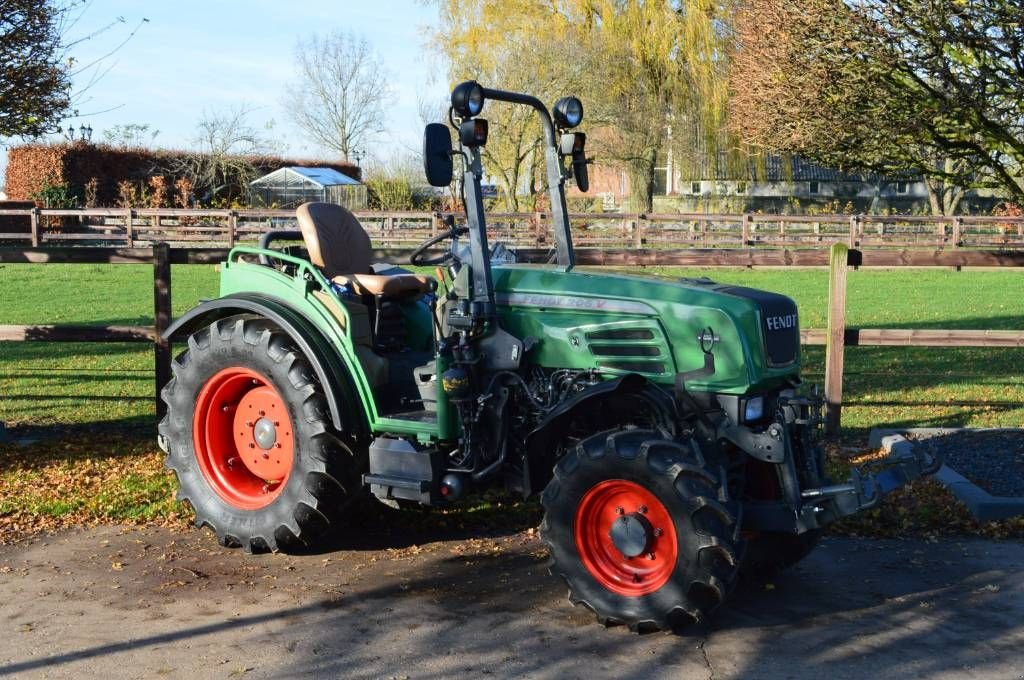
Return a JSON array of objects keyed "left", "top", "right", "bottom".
[
  {"left": 159, "top": 316, "right": 359, "bottom": 553},
  {"left": 540, "top": 429, "right": 742, "bottom": 632}
]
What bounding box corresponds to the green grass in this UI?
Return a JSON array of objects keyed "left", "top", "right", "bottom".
[
  {"left": 1, "top": 263, "right": 1023, "bottom": 439},
  {"left": 1, "top": 261, "right": 1022, "bottom": 537}
]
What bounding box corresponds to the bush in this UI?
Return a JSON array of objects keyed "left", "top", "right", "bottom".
[{"left": 3, "top": 142, "right": 360, "bottom": 207}]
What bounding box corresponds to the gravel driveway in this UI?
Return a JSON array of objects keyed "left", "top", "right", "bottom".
[{"left": 0, "top": 524, "right": 1022, "bottom": 680}]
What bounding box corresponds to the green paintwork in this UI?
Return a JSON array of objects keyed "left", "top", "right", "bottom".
[
  {"left": 219, "top": 248, "right": 451, "bottom": 440},
  {"left": 492, "top": 265, "right": 799, "bottom": 395},
  {"left": 212, "top": 247, "right": 800, "bottom": 444}
]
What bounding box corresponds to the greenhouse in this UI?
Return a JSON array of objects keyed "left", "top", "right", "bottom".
[{"left": 249, "top": 166, "right": 367, "bottom": 210}]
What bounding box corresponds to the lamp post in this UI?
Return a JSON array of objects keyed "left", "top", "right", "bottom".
[{"left": 352, "top": 149, "right": 365, "bottom": 167}]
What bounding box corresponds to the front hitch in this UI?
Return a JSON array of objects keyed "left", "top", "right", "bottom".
[{"left": 797, "top": 437, "right": 944, "bottom": 529}]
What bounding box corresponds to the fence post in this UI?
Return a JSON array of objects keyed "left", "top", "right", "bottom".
[
  {"left": 824, "top": 242, "right": 849, "bottom": 436},
  {"left": 30, "top": 207, "right": 40, "bottom": 246},
  {"left": 633, "top": 216, "right": 644, "bottom": 249},
  {"left": 431, "top": 212, "right": 440, "bottom": 238},
  {"left": 228, "top": 210, "right": 238, "bottom": 248},
  {"left": 952, "top": 216, "right": 963, "bottom": 247},
  {"left": 153, "top": 242, "right": 172, "bottom": 419},
  {"left": 741, "top": 213, "right": 751, "bottom": 245},
  {"left": 125, "top": 209, "right": 135, "bottom": 248},
  {"left": 937, "top": 218, "right": 947, "bottom": 246},
  {"left": 848, "top": 215, "right": 859, "bottom": 248}
]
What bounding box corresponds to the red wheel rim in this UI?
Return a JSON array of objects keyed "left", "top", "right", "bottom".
[
  {"left": 192, "top": 367, "right": 295, "bottom": 510},
  {"left": 574, "top": 479, "right": 678, "bottom": 596}
]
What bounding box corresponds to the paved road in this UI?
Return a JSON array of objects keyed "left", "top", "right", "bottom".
[{"left": 0, "top": 524, "right": 1021, "bottom": 679}]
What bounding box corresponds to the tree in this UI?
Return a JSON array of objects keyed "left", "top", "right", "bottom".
[
  {"left": 433, "top": 1, "right": 733, "bottom": 212},
  {"left": 102, "top": 123, "right": 159, "bottom": 148},
  {"left": 173, "top": 106, "right": 277, "bottom": 205},
  {"left": 729, "top": 0, "right": 1024, "bottom": 213},
  {"left": 0, "top": 0, "right": 71, "bottom": 138},
  {"left": 285, "top": 31, "right": 389, "bottom": 162}
]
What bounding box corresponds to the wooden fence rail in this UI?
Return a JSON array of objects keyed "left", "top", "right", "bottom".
[
  {"left": 3, "top": 207, "right": 1024, "bottom": 250},
  {"left": 1, "top": 243, "right": 1022, "bottom": 433}
]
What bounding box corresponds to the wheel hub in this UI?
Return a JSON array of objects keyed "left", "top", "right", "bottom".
[
  {"left": 609, "top": 513, "right": 652, "bottom": 558},
  {"left": 253, "top": 417, "right": 277, "bottom": 450},
  {"left": 574, "top": 479, "right": 679, "bottom": 596},
  {"left": 192, "top": 367, "right": 296, "bottom": 511}
]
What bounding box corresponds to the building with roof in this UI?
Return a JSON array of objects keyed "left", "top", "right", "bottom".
[
  {"left": 249, "top": 166, "right": 367, "bottom": 210},
  {"left": 576, "top": 153, "right": 943, "bottom": 214}
]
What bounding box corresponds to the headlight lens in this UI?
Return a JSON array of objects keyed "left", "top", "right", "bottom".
[
  {"left": 553, "top": 96, "right": 584, "bottom": 128},
  {"left": 452, "top": 81, "right": 485, "bottom": 118},
  {"left": 743, "top": 396, "right": 765, "bottom": 422}
]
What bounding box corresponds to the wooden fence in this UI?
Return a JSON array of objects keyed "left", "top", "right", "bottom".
[
  {"left": 2, "top": 207, "right": 1024, "bottom": 251},
  {"left": 1, "top": 243, "right": 1023, "bottom": 432}
]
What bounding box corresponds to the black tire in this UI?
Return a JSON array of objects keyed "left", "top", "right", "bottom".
[
  {"left": 740, "top": 530, "right": 821, "bottom": 581},
  {"left": 158, "top": 316, "right": 361, "bottom": 553},
  {"left": 540, "top": 429, "right": 742, "bottom": 632}
]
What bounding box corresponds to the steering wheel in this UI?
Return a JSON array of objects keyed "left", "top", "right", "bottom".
[{"left": 409, "top": 224, "right": 470, "bottom": 266}]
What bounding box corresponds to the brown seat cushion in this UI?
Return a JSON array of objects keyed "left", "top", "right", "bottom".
[{"left": 332, "top": 274, "right": 436, "bottom": 299}]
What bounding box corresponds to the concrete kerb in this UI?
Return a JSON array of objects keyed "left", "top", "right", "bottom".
[{"left": 868, "top": 427, "right": 1024, "bottom": 522}]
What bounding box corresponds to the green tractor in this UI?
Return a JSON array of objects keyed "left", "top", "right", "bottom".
[{"left": 159, "top": 82, "right": 940, "bottom": 631}]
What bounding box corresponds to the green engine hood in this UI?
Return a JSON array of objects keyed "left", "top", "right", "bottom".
[{"left": 492, "top": 265, "right": 801, "bottom": 395}]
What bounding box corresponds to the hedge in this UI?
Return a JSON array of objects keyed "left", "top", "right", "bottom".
[{"left": 4, "top": 142, "right": 360, "bottom": 207}]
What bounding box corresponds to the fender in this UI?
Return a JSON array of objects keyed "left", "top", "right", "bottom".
[
  {"left": 164, "top": 293, "right": 368, "bottom": 441},
  {"left": 522, "top": 373, "right": 675, "bottom": 496}
]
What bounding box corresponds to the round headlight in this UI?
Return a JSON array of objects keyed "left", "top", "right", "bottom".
[
  {"left": 553, "top": 96, "right": 584, "bottom": 129},
  {"left": 452, "top": 80, "right": 485, "bottom": 118}
]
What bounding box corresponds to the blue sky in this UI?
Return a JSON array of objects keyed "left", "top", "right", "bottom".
[{"left": 3, "top": 0, "right": 446, "bottom": 179}]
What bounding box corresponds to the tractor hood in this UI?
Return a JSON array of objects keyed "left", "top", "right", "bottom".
[{"left": 491, "top": 265, "right": 800, "bottom": 395}]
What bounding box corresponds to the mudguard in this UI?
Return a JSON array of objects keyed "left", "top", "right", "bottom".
[
  {"left": 522, "top": 373, "right": 673, "bottom": 496},
  {"left": 163, "top": 293, "right": 368, "bottom": 441}
]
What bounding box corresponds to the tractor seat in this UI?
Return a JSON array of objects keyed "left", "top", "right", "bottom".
[{"left": 296, "top": 202, "right": 434, "bottom": 300}]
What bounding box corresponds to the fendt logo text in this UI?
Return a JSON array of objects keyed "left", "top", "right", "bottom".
[{"left": 766, "top": 314, "right": 798, "bottom": 331}]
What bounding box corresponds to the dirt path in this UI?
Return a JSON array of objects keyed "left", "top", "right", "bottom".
[{"left": 0, "top": 524, "right": 1021, "bottom": 680}]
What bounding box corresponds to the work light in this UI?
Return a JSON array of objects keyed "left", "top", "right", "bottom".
[
  {"left": 452, "top": 81, "right": 485, "bottom": 118},
  {"left": 459, "top": 118, "right": 489, "bottom": 147},
  {"left": 553, "top": 96, "right": 584, "bottom": 129}
]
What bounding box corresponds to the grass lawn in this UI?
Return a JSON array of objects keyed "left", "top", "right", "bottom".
[{"left": 1, "top": 262, "right": 1022, "bottom": 538}]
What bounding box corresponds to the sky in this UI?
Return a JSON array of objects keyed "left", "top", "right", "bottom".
[{"left": 1, "top": 0, "right": 447, "bottom": 181}]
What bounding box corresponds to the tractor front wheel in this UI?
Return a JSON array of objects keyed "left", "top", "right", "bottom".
[
  {"left": 159, "top": 316, "right": 359, "bottom": 553},
  {"left": 540, "top": 429, "right": 742, "bottom": 632}
]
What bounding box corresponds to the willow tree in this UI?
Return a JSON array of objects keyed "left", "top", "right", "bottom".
[{"left": 433, "top": 0, "right": 733, "bottom": 212}]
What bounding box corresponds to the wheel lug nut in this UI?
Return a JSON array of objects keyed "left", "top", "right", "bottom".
[
  {"left": 633, "top": 574, "right": 642, "bottom": 583},
  {"left": 647, "top": 552, "right": 656, "bottom": 560},
  {"left": 653, "top": 528, "right": 663, "bottom": 537},
  {"left": 249, "top": 443, "right": 255, "bottom": 449},
  {"left": 637, "top": 505, "right": 648, "bottom": 514},
  {"left": 614, "top": 507, "right": 624, "bottom": 515}
]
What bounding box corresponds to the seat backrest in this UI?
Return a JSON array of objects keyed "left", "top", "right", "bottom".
[{"left": 296, "top": 202, "right": 372, "bottom": 278}]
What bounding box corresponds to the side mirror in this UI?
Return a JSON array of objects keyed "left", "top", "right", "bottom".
[
  {"left": 423, "top": 123, "right": 454, "bottom": 187},
  {"left": 573, "top": 152, "right": 589, "bottom": 193},
  {"left": 561, "top": 132, "right": 589, "bottom": 193}
]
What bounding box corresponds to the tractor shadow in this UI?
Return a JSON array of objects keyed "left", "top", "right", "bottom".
[
  {"left": 0, "top": 530, "right": 1019, "bottom": 679},
  {"left": 296, "top": 493, "right": 546, "bottom": 553},
  {"left": 283, "top": 535, "right": 1024, "bottom": 679}
]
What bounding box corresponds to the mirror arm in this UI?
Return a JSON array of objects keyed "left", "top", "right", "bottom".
[{"left": 481, "top": 87, "right": 575, "bottom": 269}]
